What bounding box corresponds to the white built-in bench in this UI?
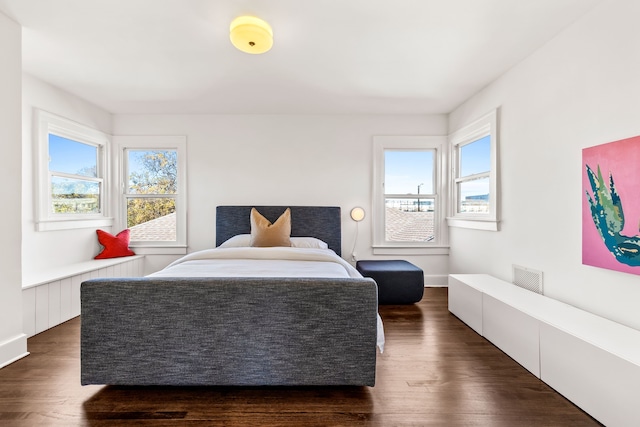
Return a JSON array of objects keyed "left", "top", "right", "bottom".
[
  {"left": 448, "top": 274, "right": 640, "bottom": 427},
  {"left": 22, "top": 255, "right": 145, "bottom": 337}
]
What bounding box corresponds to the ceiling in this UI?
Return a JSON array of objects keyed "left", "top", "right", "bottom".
[{"left": 0, "top": 0, "right": 602, "bottom": 115}]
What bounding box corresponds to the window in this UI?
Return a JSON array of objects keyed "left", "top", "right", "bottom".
[
  {"left": 457, "top": 135, "right": 490, "bottom": 213},
  {"left": 449, "top": 109, "right": 499, "bottom": 230},
  {"left": 35, "top": 110, "right": 112, "bottom": 231},
  {"left": 114, "top": 136, "right": 187, "bottom": 254},
  {"left": 373, "top": 136, "right": 448, "bottom": 254}
]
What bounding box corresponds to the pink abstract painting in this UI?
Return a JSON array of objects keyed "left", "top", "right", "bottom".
[{"left": 582, "top": 135, "right": 640, "bottom": 275}]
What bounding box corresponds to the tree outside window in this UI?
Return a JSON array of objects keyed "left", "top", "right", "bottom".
[
  {"left": 126, "top": 150, "right": 178, "bottom": 242},
  {"left": 114, "top": 135, "right": 187, "bottom": 252}
]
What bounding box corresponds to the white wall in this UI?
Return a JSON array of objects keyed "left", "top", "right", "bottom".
[
  {"left": 21, "top": 74, "right": 113, "bottom": 274},
  {"left": 19, "top": 75, "right": 449, "bottom": 279},
  {"left": 114, "top": 114, "right": 450, "bottom": 279},
  {"left": 449, "top": 0, "right": 640, "bottom": 330},
  {"left": 0, "top": 11, "right": 27, "bottom": 367}
]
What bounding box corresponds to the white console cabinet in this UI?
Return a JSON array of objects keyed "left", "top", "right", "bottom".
[{"left": 449, "top": 274, "right": 640, "bottom": 427}]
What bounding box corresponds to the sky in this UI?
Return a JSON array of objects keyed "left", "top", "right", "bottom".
[
  {"left": 384, "top": 135, "right": 491, "bottom": 198},
  {"left": 459, "top": 135, "right": 491, "bottom": 199},
  {"left": 48, "top": 135, "right": 166, "bottom": 182},
  {"left": 385, "top": 150, "right": 434, "bottom": 195},
  {"left": 460, "top": 135, "right": 490, "bottom": 177},
  {"left": 48, "top": 134, "right": 97, "bottom": 176},
  {"left": 51, "top": 132, "right": 489, "bottom": 200}
]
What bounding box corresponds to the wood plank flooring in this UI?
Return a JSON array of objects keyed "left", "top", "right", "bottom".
[{"left": 0, "top": 288, "right": 601, "bottom": 426}]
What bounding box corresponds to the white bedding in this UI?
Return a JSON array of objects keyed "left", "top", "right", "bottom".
[
  {"left": 150, "top": 247, "right": 362, "bottom": 278},
  {"left": 149, "top": 246, "right": 385, "bottom": 351}
]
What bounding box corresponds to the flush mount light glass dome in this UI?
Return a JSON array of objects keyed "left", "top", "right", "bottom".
[{"left": 230, "top": 16, "right": 273, "bottom": 54}]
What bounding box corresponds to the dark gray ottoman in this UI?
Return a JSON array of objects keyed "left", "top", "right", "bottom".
[{"left": 356, "top": 260, "right": 424, "bottom": 304}]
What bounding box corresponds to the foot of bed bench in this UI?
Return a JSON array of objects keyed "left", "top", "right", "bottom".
[{"left": 356, "top": 260, "right": 424, "bottom": 304}]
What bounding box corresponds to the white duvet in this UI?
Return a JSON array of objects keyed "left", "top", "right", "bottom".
[
  {"left": 151, "top": 247, "right": 362, "bottom": 278},
  {"left": 149, "top": 247, "right": 385, "bottom": 351}
]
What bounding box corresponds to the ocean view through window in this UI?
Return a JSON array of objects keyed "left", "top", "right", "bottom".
[
  {"left": 373, "top": 136, "right": 448, "bottom": 251},
  {"left": 448, "top": 109, "right": 499, "bottom": 231},
  {"left": 384, "top": 150, "right": 436, "bottom": 242}
]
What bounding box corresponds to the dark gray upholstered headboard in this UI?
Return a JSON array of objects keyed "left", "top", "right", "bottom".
[{"left": 216, "top": 206, "right": 342, "bottom": 256}]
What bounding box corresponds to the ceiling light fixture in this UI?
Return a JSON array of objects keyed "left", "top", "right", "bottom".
[{"left": 230, "top": 16, "right": 273, "bottom": 54}]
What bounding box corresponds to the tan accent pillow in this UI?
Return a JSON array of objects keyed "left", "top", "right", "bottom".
[{"left": 250, "top": 208, "right": 292, "bottom": 247}]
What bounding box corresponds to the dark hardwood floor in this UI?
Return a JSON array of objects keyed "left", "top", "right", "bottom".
[{"left": 0, "top": 288, "right": 601, "bottom": 426}]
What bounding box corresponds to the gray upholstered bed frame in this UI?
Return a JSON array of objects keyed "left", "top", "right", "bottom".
[{"left": 81, "top": 206, "right": 378, "bottom": 386}]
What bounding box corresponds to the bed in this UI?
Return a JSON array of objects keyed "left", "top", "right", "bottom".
[{"left": 81, "top": 206, "right": 381, "bottom": 387}]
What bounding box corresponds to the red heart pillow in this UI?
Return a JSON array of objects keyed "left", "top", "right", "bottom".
[{"left": 95, "top": 229, "right": 136, "bottom": 259}]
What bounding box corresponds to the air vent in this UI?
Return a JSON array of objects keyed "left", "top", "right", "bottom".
[{"left": 512, "top": 265, "right": 543, "bottom": 294}]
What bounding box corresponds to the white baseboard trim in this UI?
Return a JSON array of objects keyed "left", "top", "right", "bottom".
[
  {"left": 0, "top": 333, "right": 29, "bottom": 369},
  {"left": 424, "top": 274, "right": 448, "bottom": 287}
]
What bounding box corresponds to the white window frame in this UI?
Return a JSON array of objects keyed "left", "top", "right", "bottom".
[
  {"left": 113, "top": 135, "right": 188, "bottom": 255},
  {"left": 35, "top": 109, "right": 112, "bottom": 231},
  {"left": 372, "top": 136, "right": 449, "bottom": 255},
  {"left": 448, "top": 109, "right": 499, "bottom": 231}
]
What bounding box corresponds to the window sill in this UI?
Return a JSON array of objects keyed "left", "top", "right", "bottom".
[
  {"left": 372, "top": 245, "right": 449, "bottom": 255},
  {"left": 129, "top": 245, "right": 187, "bottom": 255},
  {"left": 35, "top": 217, "right": 114, "bottom": 232},
  {"left": 447, "top": 217, "right": 499, "bottom": 231}
]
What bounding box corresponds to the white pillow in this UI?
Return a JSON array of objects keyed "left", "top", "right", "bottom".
[
  {"left": 219, "top": 234, "right": 328, "bottom": 250},
  {"left": 218, "top": 234, "right": 251, "bottom": 248},
  {"left": 290, "top": 237, "right": 329, "bottom": 249}
]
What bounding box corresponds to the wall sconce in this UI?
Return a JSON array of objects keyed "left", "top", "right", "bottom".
[
  {"left": 350, "top": 207, "right": 365, "bottom": 261},
  {"left": 350, "top": 207, "right": 365, "bottom": 222},
  {"left": 230, "top": 16, "right": 273, "bottom": 54}
]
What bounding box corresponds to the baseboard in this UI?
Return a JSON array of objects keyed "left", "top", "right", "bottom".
[
  {"left": 424, "top": 274, "right": 448, "bottom": 287},
  {"left": 0, "top": 333, "right": 29, "bottom": 369}
]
